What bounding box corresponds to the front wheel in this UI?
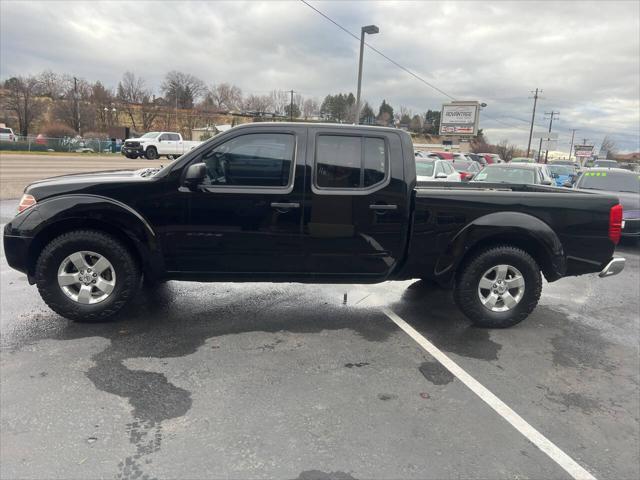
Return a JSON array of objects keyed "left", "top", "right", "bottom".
[
  {"left": 145, "top": 147, "right": 158, "bottom": 160},
  {"left": 454, "top": 245, "right": 542, "bottom": 328},
  {"left": 35, "top": 230, "right": 141, "bottom": 322}
]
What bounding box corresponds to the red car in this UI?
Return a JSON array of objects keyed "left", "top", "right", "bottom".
[
  {"left": 452, "top": 159, "right": 482, "bottom": 181},
  {"left": 431, "top": 151, "right": 454, "bottom": 160}
]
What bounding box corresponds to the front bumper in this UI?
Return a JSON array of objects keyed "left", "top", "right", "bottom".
[
  {"left": 3, "top": 228, "right": 32, "bottom": 276},
  {"left": 121, "top": 146, "right": 144, "bottom": 156},
  {"left": 599, "top": 257, "right": 625, "bottom": 278}
]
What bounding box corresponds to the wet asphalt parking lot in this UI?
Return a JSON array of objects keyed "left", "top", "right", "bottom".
[{"left": 1, "top": 198, "right": 639, "bottom": 480}]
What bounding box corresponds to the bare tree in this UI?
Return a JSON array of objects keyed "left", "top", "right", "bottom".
[
  {"left": 4, "top": 75, "right": 45, "bottom": 136},
  {"left": 160, "top": 71, "right": 206, "bottom": 109},
  {"left": 302, "top": 98, "right": 319, "bottom": 119},
  {"left": 495, "top": 139, "right": 519, "bottom": 162},
  {"left": 38, "top": 70, "right": 71, "bottom": 99},
  {"left": 269, "top": 90, "right": 289, "bottom": 115},
  {"left": 116, "top": 72, "right": 149, "bottom": 131},
  {"left": 205, "top": 83, "right": 243, "bottom": 111},
  {"left": 244, "top": 94, "right": 273, "bottom": 114},
  {"left": 600, "top": 135, "right": 618, "bottom": 159}
]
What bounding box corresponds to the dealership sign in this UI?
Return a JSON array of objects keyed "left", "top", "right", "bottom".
[
  {"left": 574, "top": 145, "right": 594, "bottom": 157},
  {"left": 439, "top": 101, "right": 480, "bottom": 136}
]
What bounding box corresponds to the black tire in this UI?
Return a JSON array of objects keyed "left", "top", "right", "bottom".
[
  {"left": 454, "top": 245, "right": 542, "bottom": 328},
  {"left": 35, "top": 230, "right": 141, "bottom": 322},
  {"left": 145, "top": 147, "right": 158, "bottom": 160}
]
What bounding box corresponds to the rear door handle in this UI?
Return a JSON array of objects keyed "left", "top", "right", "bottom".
[
  {"left": 271, "top": 202, "right": 300, "bottom": 209},
  {"left": 369, "top": 204, "right": 397, "bottom": 211}
]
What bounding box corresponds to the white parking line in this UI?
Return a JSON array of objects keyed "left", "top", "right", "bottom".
[{"left": 381, "top": 307, "right": 597, "bottom": 480}]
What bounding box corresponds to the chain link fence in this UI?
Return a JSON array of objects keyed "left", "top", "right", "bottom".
[{"left": 0, "top": 135, "right": 122, "bottom": 154}]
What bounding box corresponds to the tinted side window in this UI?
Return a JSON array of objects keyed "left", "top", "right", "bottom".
[
  {"left": 201, "top": 133, "right": 294, "bottom": 187},
  {"left": 316, "top": 135, "right": 387, "bottom": 189},
  {"left": 363, "top": 137, "right": 386, "bottom": 187},
  {"left": 170, "top": 134, "right": 181, "bottom": 141}
]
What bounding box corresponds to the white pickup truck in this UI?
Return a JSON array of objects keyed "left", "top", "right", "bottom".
[{"left": 121, "top": 132, "right": 202, "bottom": 160}]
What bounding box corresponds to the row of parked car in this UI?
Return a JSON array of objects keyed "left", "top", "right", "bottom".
[{"left": 414, "top": 150, "right": 640, "bottom": 241}]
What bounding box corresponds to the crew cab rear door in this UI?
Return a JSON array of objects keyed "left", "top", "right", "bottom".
[{"left": 303, "top": 127, "right": 410, "bottom": 278}]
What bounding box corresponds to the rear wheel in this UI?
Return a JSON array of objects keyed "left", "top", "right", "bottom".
[
  {"left": 145, "top": 147, "right": 158, "bottom": 160},
  {"left": 454, "top": 245, "right": 541, "bottom": 328},
  {"left": 35, "top": 230, "right": 141, "bottom": 322}
]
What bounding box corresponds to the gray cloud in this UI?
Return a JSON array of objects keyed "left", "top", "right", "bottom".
[{"left": 1, "top": 0, "right": 638, "bottom": 151}]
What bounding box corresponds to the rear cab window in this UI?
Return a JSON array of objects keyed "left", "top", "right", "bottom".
[{"left": 314, "top": 134, "right": 388, "bottom": 191}]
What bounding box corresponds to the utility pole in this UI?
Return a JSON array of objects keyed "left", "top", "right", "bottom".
[
  {"left": 543, "top": 111, "right": 559, "bottom": 163},
  {"left": 526, "top": 88, "right": 541, "bottom": 157},
  {"left": 568, "top": 129, "right": 577, "bottom": 160},
  {"left": 290, "top": 89, "right": 294, "bottom": 121},
  {"left": 73, "top": 76, "right": 81, "bottom": 135}
]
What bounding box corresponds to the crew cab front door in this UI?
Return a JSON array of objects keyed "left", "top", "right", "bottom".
[
  {"left": 159, "top": 133, "right": 177, "bottom": 155},
  {"left": 302, "top": 128, "right": 411, "bottom": 279},
  {"left": 168, "top": 127, "right": 307, "bottom": 275}
]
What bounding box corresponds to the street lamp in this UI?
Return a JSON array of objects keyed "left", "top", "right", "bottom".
[{"left": 355, "top": 24, "right": 379, "bottom": 123}]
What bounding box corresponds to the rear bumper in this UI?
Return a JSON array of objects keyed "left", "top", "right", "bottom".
[
  {"left": 599, "top": 257, "right": 625, "bottom": 278},
  {"left": 622, "top": 218, "right": 640, "bottom": 237}
]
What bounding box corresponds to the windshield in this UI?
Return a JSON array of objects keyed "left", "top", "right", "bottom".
[
  {"left": 473, "top": 166, "right": 536, "bottom": 184},
  {"left": 548, "top": 165, "right": 574, "bottom": 176},
  {"left": 594, "top": 160, "right": 618, "bottom": 168},
  {"left": 577, "top": 171, "right": 640, "bottom": 193},
  {"left": 141, "top": 132, "right": 160, "bottom": 138},
  {"left": 416, "top": 160, "right": 435, "bottom": 177}
]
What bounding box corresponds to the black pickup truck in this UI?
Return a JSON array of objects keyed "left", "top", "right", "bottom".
[{"left": 3, "top": 123, "right": 626, "bottom": 327}]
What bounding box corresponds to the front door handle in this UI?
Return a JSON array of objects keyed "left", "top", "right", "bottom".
[
  {"left": 271, "top": 202, "right": 300, "bottom": 209},
  {"left": 369, "top": 204, "right": 397, "bottom": 211}
]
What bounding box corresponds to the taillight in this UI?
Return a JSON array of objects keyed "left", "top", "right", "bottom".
[
  {"left": 609, "top": 204, "right": 623, "bottom": 245},
  {"left": 18, "top": 194, "right": 36, "bottom": 213}
]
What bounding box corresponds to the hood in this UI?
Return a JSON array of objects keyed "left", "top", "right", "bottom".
[
  {"left": 576, "top": 188, "right": 640, "bottom": 213},
  {"left": 25, "top": 169, "right": 151, "bottom": 200},
  {"left": 125, "top": 137, "right": 153, "bottom": 142}
]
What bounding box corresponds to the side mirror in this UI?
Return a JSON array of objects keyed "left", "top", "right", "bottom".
[
  {"left": 184, "top": 162, "right": 207, "bottom": 189},
  {"left": 541, "top": 179, "right": 553, "bottom": 186},
  {"left": 435, "top": 173, "right": 448, "bottom": 179}
]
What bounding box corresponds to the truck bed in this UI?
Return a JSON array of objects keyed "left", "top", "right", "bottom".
[{"left": 400, "top": 182, "right": 620, "bottom": 282}]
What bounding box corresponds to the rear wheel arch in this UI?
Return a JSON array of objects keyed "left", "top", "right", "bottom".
[{"left": 439, "top": 212, "right": 565, "bottom": 283}]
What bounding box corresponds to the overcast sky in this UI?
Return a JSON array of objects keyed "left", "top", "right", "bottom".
[{"left": 1, "top": 0, "right": 639, "bottom": 152}]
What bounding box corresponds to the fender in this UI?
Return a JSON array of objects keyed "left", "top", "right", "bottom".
[
  {"left": 23, "top": 194, "right": 164, "bottom": 279},
  {"left": 434, "top": 211, "right": 566, "bottom": 282}
]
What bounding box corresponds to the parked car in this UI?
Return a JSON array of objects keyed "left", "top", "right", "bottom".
[
  {"left": 3, "top": 123, "right": 624, "bottom": 328},
  {"left": 471, "top": 163, "right": 554, "bottom": 185},
  {"left": 121, "top": 131, "right": 202, "bottom": 160},
  {"left": 593, "top": 159, "right": 619, "bottom": 169},
  {"left": 478, "top": 153, "right": 504, "bottom": 164},
  {"left": 430, "top": 151, "right": 455, "bottom": 160},
  {"left": 0, "top": 127, "right": 17, "bottom": 142},
  {"left": 465, "top": 153, "right": 488, "bottom": 166},
  {"left": 547, "top": 164, "right": 577, "bottom": 187},
  {"left": 415, "top": 150, "right": 439, "bottom": 159},
  {"left": 452, "top": 159, "right": 482, "bottom": 181},
  {"left": 416, "top": 158, "right": 461, "bottom": 182},
  {"left": 574, "top": 168, "right": 640, "bottom": 240},
  {"left": 510, "top": 157, "right": 536, "bottom": 163}
]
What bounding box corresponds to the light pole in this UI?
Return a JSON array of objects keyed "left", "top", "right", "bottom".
[{"left": 355, "top": 24, "right": 379, "bottom": 123}]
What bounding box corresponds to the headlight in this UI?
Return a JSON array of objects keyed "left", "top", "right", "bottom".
[{"left": 18, "top": 194, "right": 37, "bottom": 213}]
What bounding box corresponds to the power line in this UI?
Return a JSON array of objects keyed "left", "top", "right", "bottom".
[{"left": 299, "top": 0, "right": 456, "bottom": 101}]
